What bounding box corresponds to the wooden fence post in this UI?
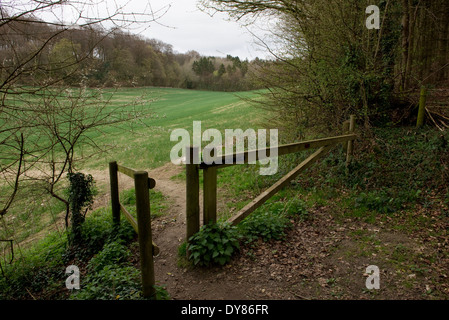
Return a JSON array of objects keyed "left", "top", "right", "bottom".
[
  {"left": 203, "top": 166, "right": 217, "bottom": 225},
  {"left": 186, "top": 146, "right": 200, "bottom": 253},
  {"left": 134, "top": 171, "right": 155, "bottom": 298},
  {"left": 417, "top": 86, "right": 427, "bottom": 128},
  {"left": 343, "top": 120, "right": 349, "bottom": 133},
  {"left": 109, "top": 161, "right": 120, "bottom": 227},
  {"left": 346, "top": 115, "right": 355, "bottom": 167},
  {"left": 342, "top": 120, "right": 349, "bottom": 153}
]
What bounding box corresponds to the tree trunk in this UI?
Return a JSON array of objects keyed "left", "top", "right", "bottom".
[
  {"left": 405, "top": 0, "right": 417, "bottom": 89},
  {"left": 438, "top": 1, "right": 449, "bottom": 82},
  {"left": 401, "top": 0, "right": 410, "bottom": 90}
]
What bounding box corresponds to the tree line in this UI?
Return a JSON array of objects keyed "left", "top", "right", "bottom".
[
  {"left": 2, "top": 0, "right": 448, "bottom": 244},
  {"left": 0, "top": 1, "right": 263, "bottom": 239},
  {"left": 0, "top": 2, "right": 159, "bottom": 238},
  {"left": 0, "top": 15, "right": 262, "bottom": 92},
  {"left": 201, "top": 0, "right": 449, "bottom": 138}
]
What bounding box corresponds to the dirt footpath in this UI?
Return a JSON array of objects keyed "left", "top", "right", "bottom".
[{"left": 94, "top": 162, "right": 449, "bottom": 300}]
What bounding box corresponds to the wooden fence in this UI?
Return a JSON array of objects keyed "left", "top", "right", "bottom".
[
  {"left": 186, "top": 115, "right": 356, "bottom": 245},
  {"left": 109, "top": 161, "right": 159, "bottom": 298}
]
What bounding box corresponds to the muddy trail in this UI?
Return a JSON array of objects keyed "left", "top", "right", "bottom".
[
  {"left": 146, "top": 163, "right": 250, "bottom": 299},
  {"left": 95, "top": 161, "right": 283, "bottom": 299},
  {"left": 90, "top": 162, "right": 449, "bottom": 300}
]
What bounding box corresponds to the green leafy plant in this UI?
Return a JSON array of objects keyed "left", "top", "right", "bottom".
[
  {"left": 153, "top": 284, "right": 171, "bottom": 300},
  {"left": 87, "top": 240, "right": 131, "bottom": 273},
  {"left": 71, "top": 265, "right": 170, "bottom": 300},
  {"left": 63, "top": 207, "right": 123, "bottom": 261},
  {"left": 238, "top": 210, "right": 292, "bottom": 243},
  {"left": 354, "top": 190, "right": 410, "bottom": 214},
  {"left": 187, "top": 222, "right": 240, "bottom": 266},
  {"left": 282, "top": 198, "right": 309, "bottom": 219},
  {"left": 70, "top": 265, "right": 142, "bottom": 300}
]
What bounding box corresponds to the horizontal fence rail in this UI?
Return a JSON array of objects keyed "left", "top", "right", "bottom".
[
  {"left": 117, "top": 164, "right": 157, "bottom": 189},
  {"left": 228, "top": 145, "right": 332, "bottom": 226},
  {"left": 185, "top": 115, "right": 357, "bottom": 253},
  {"left": 198, "top": 133, "right": 357, "bottom": 169},
  {"left": 118, "top": 202, "right": 160, "bottom": 256}
]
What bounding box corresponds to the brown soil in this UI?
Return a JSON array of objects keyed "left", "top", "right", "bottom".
[
  {"left": 18, "top": 157, "right": 432, "bottom": 302},
  {"left": 105, "top": 162, "right": 448, "bottom": 300},
  {"left": 10, "top": 160, "right": 448, "bottom": 300}
]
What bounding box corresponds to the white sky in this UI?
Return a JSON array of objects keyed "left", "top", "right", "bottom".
[
  {"left": 21, "top": 0, "right": 272, "bottom": 60},
  {"left": 137, "top": 0, "right": 270, "bottom": 60}
]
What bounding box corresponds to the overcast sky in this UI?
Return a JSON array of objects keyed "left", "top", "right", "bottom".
[
  {"left": 129, "top": 0, "right": 271, "bottom": 60},
  {"left": 28, "top": 0, "right": 271, "bottom": 60}
]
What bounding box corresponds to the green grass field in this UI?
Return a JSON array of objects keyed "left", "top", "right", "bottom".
[
  {"left": 2, "top": 87, "right": 449, "bottom": 300},
  {"left": 83, "top": 87, "right": 266, "bottom": 170},
  {"left": 0, "top": 87, "right": 267, "bottom": 247}
]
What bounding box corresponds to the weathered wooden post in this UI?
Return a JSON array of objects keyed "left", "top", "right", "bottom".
[
  {"left": 346, "top": 115, "right": 355, "bottom": 167},
  {"left": 203, "top": 166, "right": 217, "bottom": 225},
  {"left": 134, "top": 171, "right": 155, "bottom": 298},
  {"left": 342, "top": 119, "right": 350, "bottom": 153},
  {"left": 343, "top": 120, "right": 349, "bottom": 133},
  {"left": 109, "top": 161, "right": 120, "bottom": 226},
  {"left": 186, "top": 146, "right": 200, "bottom": 253},
  {"left": 416, "top": 86, "right": 427, "bottom": 128}
]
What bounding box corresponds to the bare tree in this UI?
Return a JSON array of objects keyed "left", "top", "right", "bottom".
[
  {"left": 201, "top": 0, "right": 449, "bottom": 135},
  {"left": 0, "top": 1, "right": 163, "bottom": 234},
  {"left": 19, "top": 87, "right": 150, "bottom": 227}
]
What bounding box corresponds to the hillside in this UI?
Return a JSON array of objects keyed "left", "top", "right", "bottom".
[
  {"left": 0, "top": 17, "right": 264, "bottom": 91},
  {"left": 1, "top": 104, "right": 448, "bottom": 300}
]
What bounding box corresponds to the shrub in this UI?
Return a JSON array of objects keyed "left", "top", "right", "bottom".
[
  {"left": 70, "top": 265, "right": 142, "bottom": 300},
  {"left": 71, "top": 237, "right": 170, "bottom": 300},
  {"left": 282, "top": 198, "right": 309, "bottom": 219},
  {"left": 87, "top": 240, "right": 131, "bottom": 273},
  {"left": 187, "top": 222, "right": 240, "bottom": 267},
  {"left": 63, "top": 208, "right": 114, "bottom": 261},
  {"left": 354, "top": 189, "right": 406, "bottom": 214},
  {"left": 238, "top": 210, "right": 292, "bottom": 243},
  {"left": 355, "top": 191, "right": 396, "bottom": 214},
  {"left": 0, "top": 226, "right": 72, "bottom": 299}
]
